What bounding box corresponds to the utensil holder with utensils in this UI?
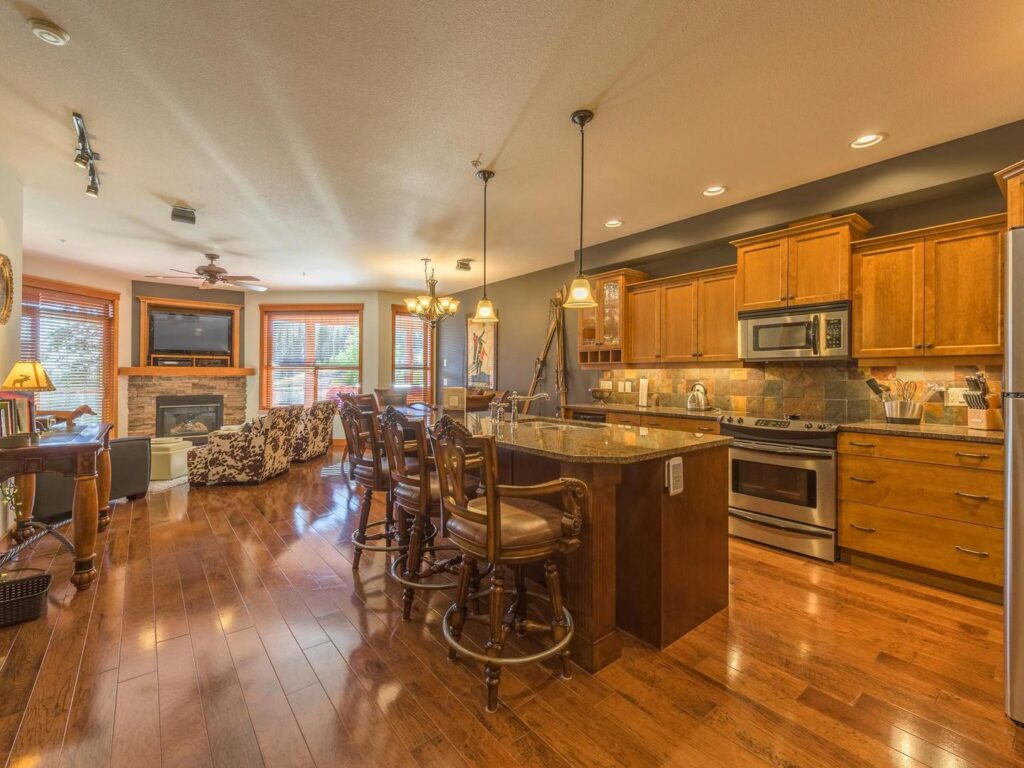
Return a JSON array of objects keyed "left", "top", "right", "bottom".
[{"left": 884, "top": 400, "right": 923, "bottom": 424}]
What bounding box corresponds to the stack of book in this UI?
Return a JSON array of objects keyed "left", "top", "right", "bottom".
[{"left": 0, "top": 393, "right": 34, "bottom": 437}]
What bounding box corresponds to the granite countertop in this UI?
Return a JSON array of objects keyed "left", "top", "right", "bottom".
[
  {"left": 461, "top": 414, "right": 731, "bottom": 464},
  {"left": 841, "top": 421, "right": 1005, "bottom": 445},
  {"left": 564, "top": 402, "right": 725, "bottom": 421}
]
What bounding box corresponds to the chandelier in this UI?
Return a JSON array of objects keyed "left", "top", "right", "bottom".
[{"left": 404, "top": 258, "right": 460, "bottom": 327}]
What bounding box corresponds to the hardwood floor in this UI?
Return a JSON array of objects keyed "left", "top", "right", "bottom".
[{"left": 0, "top": 448, "right": 1021, "bottom": 767}]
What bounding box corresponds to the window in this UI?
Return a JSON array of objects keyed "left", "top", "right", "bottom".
[
  {"left": 20, "top": 277, "right": 119, "bottom": 425},
  {"left": 392, "top": 306, "right": 433, "bottom": 404},
  {"left": 260, "top": 304, "right": 362, "bottom": 408}
]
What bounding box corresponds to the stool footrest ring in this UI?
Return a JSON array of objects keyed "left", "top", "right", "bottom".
[
  {"left": 441, "top": 597, "right": 574, "bottom": 667},
  {"left": 388, "top": 548, "right": 464, "bottom": 590}
]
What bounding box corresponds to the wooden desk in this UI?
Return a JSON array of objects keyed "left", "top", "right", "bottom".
[{"left": 0, "top": 423, "right": 112, "bottom": 590}]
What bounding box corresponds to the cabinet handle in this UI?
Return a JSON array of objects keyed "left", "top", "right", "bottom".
[
  {"left": 955, "top": 451, "right": 991, "bottom": 460},
  {"left": 849, "top": 523, "right": 877, "bottom": 533},
  {"left": 955, "top": 491, "right": 990, "bottom": 501},
  {"left": 914, "top": 343, "right": 924, "bottom": 350},
  {"left": 849, "top": 441, "right": 876, "bottom": 448},
  {"left": 924, "top": 343, "right": 934, "bottom": 349},
  {"left": 955, "top": 545, "right": 989, "bottom": 557},
  {"left": 788, "top": 295, "right": 796, "bottom": 300},
  {"left": 697, "top": 427, "right": 713, "bottom": 432},
  {"left": 849, "top": 476, "right": 876, "bottom": 484}
]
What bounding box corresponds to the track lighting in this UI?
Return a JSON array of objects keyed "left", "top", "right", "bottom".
[{"left": 72, "top": 112, "right": 101, "bottom": 197}]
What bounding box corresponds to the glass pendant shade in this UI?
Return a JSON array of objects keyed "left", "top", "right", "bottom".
[
  {"left": 470, "top": 296, "right": 498, "bottom": 323},
  {"left": 564, "top": 276, "right": 597, "bottom": 308}
]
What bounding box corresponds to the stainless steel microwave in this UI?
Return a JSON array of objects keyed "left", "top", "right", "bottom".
[{"left": 738, "top": 302, "right": 851, "bottom": 361}]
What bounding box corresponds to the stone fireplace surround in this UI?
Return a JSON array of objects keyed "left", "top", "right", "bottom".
[{"left": 127, "top": 375, "right": 247, "bottom": 437}]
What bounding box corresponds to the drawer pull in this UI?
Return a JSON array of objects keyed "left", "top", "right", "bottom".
[
  {"left": 697, "top": 427, "right": 714, "bottom": 433},
  {"left": 955, "top": 491, "right": 990, "bottom": 501},
  {"left": 955, "top": 451, "right": 991, "bottom": 460},
  {"left": 849, "top": 476, "right": 876, "bottom": 484},
  {"left": 849, "top": 441, "right": 876, "bottom": 448},
  {"left": 849, "top": 523, "right": 877, "bottom": 533},
  {"left": 955, "top": 545, "right": 990, "bottom": 558}
]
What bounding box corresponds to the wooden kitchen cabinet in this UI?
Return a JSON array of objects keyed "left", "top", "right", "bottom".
[
  {"left": 625, "top": 266, "right": 737, "bottom": 364},
  {"left": 996, "top": 158, "right": 1024, "bottom": 229},
  {"left": 577, "top": 268, "right": 649, "bottom": 368},
  {"left": 732, "top": 214, "right": 872, "bottom": 312},
  {"left": 838, "top": 431, "right": 1005, "bottom": 597},
  {"left": 852, "top": 214, "right": 1005, "bottom": 359}
]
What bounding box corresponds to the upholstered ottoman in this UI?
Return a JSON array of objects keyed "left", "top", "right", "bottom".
[{"left": 150, "top": 437, "right": 191, "bottom": 480}]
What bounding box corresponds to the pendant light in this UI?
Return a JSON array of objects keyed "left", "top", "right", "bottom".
[
  {"left": 470, "top": 168, "right": 499, "bottom": 323},
  {"left": 563, "top": 108, "right": 598, "bottom": 309},
  {"left": 403, "top": 258, "right": 460, "bottom": 327}
]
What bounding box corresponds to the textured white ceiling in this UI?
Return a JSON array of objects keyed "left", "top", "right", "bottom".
[{"left": 3, "top": 0, "right": 1024, "bottom": 292}]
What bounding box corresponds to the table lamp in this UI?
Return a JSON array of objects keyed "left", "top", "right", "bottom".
[{"left": 2, "top": 360, "right": 54, "bottom": 439}]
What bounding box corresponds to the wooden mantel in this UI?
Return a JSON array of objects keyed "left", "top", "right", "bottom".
[{"left": 118, "top": 366, "right": 254, "bottom": 377}]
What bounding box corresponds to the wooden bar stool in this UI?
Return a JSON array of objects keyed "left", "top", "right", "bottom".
[
  {"left": 378, "top": 406, "right": 470, "bottom": 620},
  {"left": 430, "top": 415, "right": 587, "bottom": 713},
  {"left": 339, "top": 401, "right": 401, "bottom": 569}
]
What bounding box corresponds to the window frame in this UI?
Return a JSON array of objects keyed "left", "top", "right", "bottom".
[
  {"left": 259, "top": 303, "right": 363, "bottom": 409},
  {"left": 21, "top": 275, "right": 120, "bottom": 431},
  {"left": 391, "top": 304, "right": 434, "bottom": 405}
]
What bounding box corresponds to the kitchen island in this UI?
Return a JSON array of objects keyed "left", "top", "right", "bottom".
[{"left": 463, "top": 415, "right": 732, "bottom": 671}]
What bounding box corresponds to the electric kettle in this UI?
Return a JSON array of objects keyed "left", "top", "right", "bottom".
[{"left": 686, "top": 382, "right": 710, "bottom": 411}]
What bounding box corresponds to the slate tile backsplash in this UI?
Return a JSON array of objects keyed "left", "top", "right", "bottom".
[{"left": 602, "top": 361, "right": 1003, "bottom": 426}]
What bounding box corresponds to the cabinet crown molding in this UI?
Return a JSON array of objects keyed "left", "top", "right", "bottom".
[
  {"left": 729, "top": 212, "right": 872, "bottom": 248},
  {"left": 851, "top": 213, "right": 1007, "bottom": 251}
]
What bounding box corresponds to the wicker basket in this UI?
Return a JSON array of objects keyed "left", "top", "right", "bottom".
[{"left": 0, "top": 570, "right": 51, "bottom": 627}]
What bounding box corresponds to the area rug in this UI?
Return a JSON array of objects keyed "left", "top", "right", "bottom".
[{"left": 146, "top": 476, "right": 190, "bottom": 494}]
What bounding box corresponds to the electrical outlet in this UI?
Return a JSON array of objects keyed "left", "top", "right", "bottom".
[{"left": 946, "top": 387, "right": 967, "bottom": 406}]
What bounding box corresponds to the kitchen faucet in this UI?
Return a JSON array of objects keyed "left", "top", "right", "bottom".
[{"left": 508, "top": 391, "right": 549, "bottom": 424}]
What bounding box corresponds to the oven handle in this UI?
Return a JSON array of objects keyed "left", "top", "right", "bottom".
[
  {"left": 729, "top": 509, "right": 834, "bottom": 538},
  {"left": 731, "top": 440, "right": 835, "bottom": 460}
]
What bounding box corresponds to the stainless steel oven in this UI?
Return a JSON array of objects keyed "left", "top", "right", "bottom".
[
  {"left": 721, "top": 416, "right": 838, "bottom": 561},
  {"left": 738, "top": 301, "right": 850, "bottom": 361}
]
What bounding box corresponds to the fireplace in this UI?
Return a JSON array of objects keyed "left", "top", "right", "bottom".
[{"left": 155, "top": 394, "right": 224, "bottom": 443}]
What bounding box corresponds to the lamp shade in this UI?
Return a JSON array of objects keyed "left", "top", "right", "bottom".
[
  {"left": 470, "top": 297, "right": 499, "bottom": 323},
  {"left": 2, "top": 360, "right": 55, "bottom": 392},
  {"left": 563, "top": 277, "right": 598, "bottom": 309}
]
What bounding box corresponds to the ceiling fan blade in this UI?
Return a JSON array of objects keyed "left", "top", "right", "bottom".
[
  {"left": 144, "top": 274, "right": 202, "bottom": 280},
  {"left": 224, "top": 280, "right": 268, "bottom": 292},
  {"left": 170, "top": 269, "right": 200, "bottom": 275},
  {"left": 220, "top": 275, "right": 260, "bottom": 282}
]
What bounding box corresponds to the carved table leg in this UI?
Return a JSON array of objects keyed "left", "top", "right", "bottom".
[
  {"left": 12, "top": 474, "right": 36, "bottom": 542},
  {"left": 70, "top": 473, "right": 99, "bottom": 590},
  {"left": 96, "top": 447, "right": 112, "bottom": 531}
]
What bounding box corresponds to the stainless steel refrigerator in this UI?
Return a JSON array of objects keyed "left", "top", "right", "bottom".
[{"left": 1006, "top": 227, "right": 1024, "bottom": 724}]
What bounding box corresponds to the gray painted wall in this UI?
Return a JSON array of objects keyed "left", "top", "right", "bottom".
[
  {"left": 437, "top": 120, "right": 1016, "bottom": 408},
  {"left": 131, "top": 281, "right": 245, "bottom": 365}
]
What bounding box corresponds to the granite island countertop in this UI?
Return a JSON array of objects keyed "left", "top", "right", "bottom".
[
  {"left": 563, "top": 402, "right": 726, "bottom": 421},
  {"left": 462, "top": 414, "right": 731, "bottom": 464},
  {"left": 840, "top": 420, "right": 1005, "bottom": 445}
]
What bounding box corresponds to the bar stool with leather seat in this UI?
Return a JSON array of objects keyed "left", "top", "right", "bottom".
[
  {"left": 339, "top": 400, "right": 406, "bottom": 569},
  {"left": 430, "top": 415, "right": 587, "bottom": 713},
  {"left": 378, "top": 406, "right": 477, "bottom": 620}
]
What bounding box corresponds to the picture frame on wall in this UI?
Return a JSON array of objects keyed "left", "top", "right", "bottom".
[{"left": 466, "top": 315, "right": 497, "bottom": 390}]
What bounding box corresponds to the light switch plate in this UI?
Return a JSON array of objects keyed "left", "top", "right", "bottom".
[{"left": 946, "top": 387, "right": 968, "bottom": 407}]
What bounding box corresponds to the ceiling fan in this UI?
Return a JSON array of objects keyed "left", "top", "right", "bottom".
[{"left": 145, "top": 253, "right": 267, "bottom": 292}]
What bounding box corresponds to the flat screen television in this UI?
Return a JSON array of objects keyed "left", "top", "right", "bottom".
[{"left": 150, "top": 311, "right": 232, "bottom": 355}]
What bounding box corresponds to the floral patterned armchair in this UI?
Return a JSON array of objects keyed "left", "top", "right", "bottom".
[
  {"left": 188, "top": 405, "right": 303, "bottom": 486},
  {"left": 292, "top": 400, "right": 338, "bottom": 462}
]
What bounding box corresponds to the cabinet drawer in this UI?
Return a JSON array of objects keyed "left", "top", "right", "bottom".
[
  {"left": 641, "top": 416, "right": 719, "bottom": 434},
  {"left": 606, "top": 413, "right": 642, "bottom": 426},
  {"left": 839, "top": 432, "right": 1004, "bottom": 471},
  {"left": 840, "top": 501, "right": 1003, "bottom": 585},
  {"left": 838, "top": 454, "right": 1003, "bottom": 528}
]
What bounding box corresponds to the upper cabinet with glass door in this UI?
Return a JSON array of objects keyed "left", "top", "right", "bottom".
[{"left": 576, "top": 268, "right": 649, "bottom": 367}]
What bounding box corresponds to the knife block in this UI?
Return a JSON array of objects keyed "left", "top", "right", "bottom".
[{"left": 967, "top": 395, "right": 1004, "bottom": 431}]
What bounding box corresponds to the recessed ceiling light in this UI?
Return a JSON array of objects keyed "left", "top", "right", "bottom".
[
  {"left": 702, "top": 185, "right": 727, "bottom": 197},
  {"left": 850, "top": 133, "right": 886, "bottom": 149},
  {"left": 29, "top": 18, "right": 70, "bottom": 46},
  {"left": 604, "top": 219, "right": 623, "bottom": 228}
]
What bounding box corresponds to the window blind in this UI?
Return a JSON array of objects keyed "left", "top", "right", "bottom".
[
  {"left": 261, "top": 306, "right": 362, "bottom": 407},
  {"left": 392, "top": 308, "right": 432, "bottom": 404},
  {"left": 20, "top": 283, "right": 116, "bottom": 424}
]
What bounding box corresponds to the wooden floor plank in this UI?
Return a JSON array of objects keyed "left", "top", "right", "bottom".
[
  {"left": 110, "top": 671, "right": 161, "bottom": 768},
  {"left": 157, "top": 634, "right": 214, "bottom": 768}
]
